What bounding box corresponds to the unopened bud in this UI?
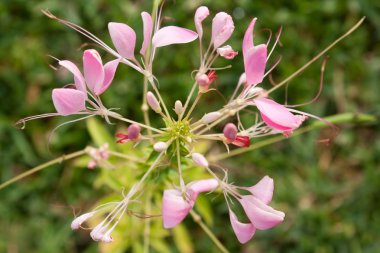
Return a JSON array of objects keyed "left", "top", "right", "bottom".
[
  {"left": 192, "top": 152, "right": 209, "bottom": 168},
  {"left": 196, "top": 74, "right": 209, "bottom": 87},
  {"left": 223, "top": 123, "right": 237, "bottom": 142},
  {"left": 201, "top": 112, "right": 221, "bottom": 124},
  {"left": 146, "top": 91, "right": 161, "bottom": 113},
  {"left": 127, "top": 124, "right": 141, "bottom": 141},
  {"left": 153, "top": 141, "right": 168, "bottom": 152},
  {"left": 174, "top": 100, "right": 184, "bottom": 115},
  {"left": 71, "top": 212, "right": 96, "bottom": 230}
]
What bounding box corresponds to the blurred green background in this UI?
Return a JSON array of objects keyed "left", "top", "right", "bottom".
[{"left": 1, "top": 0, "right": 379, "bottom": 252}]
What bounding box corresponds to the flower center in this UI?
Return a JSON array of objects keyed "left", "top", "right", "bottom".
[{"left": 167, "top": 120, "right": 192, "bottom": 142}]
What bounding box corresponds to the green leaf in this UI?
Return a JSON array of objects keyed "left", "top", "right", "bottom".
[{"left": 86, "top": 117, "right": 115, "bottom": 149}]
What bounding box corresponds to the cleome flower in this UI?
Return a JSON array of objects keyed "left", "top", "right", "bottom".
[{"left": 13, "top": 1, "right": 361, "bottom": 249}]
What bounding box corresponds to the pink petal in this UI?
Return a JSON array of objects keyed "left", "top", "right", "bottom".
[
  {"left": 152, "top": 26, "right": 198, "bottom": 48},
  {"left": 140, "top": 12, "right": 153, "bottom": 56},
  {"left": 187, "top": 179, "right": 218, "bottom": 197},
  {"left": 52, "top": 88, "right": 86, "bottom": 115},
  {"left": 194, "top": 6, "right": 209, "bottom": 39},
  {"left": 229, "top": 210, "right": 256, "bottom": 244},
  {"left": 255, "top": 98, "right": 300, "bottom": 131},
  {"left": 162, "top": 189, "right": 193, "bottom": 229},
  {"left": 58, "top": 60, "right": 86, "bottom": 94},
  {"left": 232, "top": 136, "right": 251, "bottom": 147},
  {"left": 239, "top": 195, "right": 285, "bottom": 230},
  {"left": 242, "top": 18, "right": 256, "bottom": 57},
  {"left": 211, "top": 12, "right": 234, "bottom": 48},
  {"left": 83, "top": 49, "right": 105, "bottom": 95},
  {"left": 246, "top": 176, "right": 274, "bottom": 204},
  {"left": 108, "top": 22, "right": 136, "bottom": 60},
  {"left": 244, "top": 44, "right": 267, "bottom": 87},
  {"left": 97, "top": 59, "right": 120, "bottom": 95}
]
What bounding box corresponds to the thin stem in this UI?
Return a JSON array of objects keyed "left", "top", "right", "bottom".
[
  {"left": 150, "top": 80, "right": 172, "bottom": 121},
  {"left": 108, "top": 151, "right": 146, "bottom": 164},
  {"left": 108, "top": 112, "right": 164, "bottom": 134},
  {"left": 184, "top": 93, "right": 202, "bottom": 120},
  {"left": 180, "top": 82, "right": 198, "bottom": 121},
  {"left": 142, "top": 76, "right": 153, "bottom": 141},
  {"left": 208, "top": 113, "right": 375, "bottom": 162},
  {"left": 190, "top": 210, "right": 229, "bottom": 253},
  {"left": 267, "top": 17, "right": 365, "bottom": 95},
  {"left": 176, "top": 139, "right": 185, "bottom": 191},
  {"left": 0, "top": 149, "right": 87, "bottom": 190}
]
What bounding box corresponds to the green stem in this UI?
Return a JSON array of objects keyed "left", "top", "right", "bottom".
[
  {"left": 209, "top": 113, "right": 376, "bottom": 162},
  {"left": 190, "top": 210, "right": 229, "bottom": 253},
  {"left": 0, "top": 149, "right": 87, "bottom": 190}
]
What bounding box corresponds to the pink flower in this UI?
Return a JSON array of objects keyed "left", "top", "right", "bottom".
[
  {"left": 217, "top": 45, "right": 238, "bottom": 59},
  {"left": 242, "top": 18, "right": 267, "bottom": 87},
  {"left": 116, "top": 124, "right": 141, "bottom": 143},
  {"left": 254, "top": 98, "right": 307, "bottom": 134},
  {"left": 229, "top": 176, "right": 284, "bottom": 243},
  {"left": 223, "top": 123, "right": 251, "bottom": 147},
  {"left": 52, "top": 49, "right": 119, "bottom": 115},
  {"left": 162, "top": 179, "right": 218, "bottom": 228},
  {"left": 211, "top": 12, "right": 234, "bottom": 48}
]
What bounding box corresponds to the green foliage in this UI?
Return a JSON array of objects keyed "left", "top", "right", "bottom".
[{"left": 0, "top": 0, "right": 379, "bottom": 253}]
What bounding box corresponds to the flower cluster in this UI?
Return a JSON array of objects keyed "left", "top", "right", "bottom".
[{"left": 20, "top": 4, "right": 336, "bottom": 245}]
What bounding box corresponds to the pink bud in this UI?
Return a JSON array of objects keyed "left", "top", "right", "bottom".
[
  {"left": 196, "top": 71, "right": 217, "bottom": 92},
  {"left": 201, "top": 112, "right": 221, "bottom": 124},
  {"left": 194, "top": 6, "right": 209, "bottom": 39},
  {"left": 223, "top": 123, "right": 238, "bottom": 142},
  {"left": 146, "top": 91, "right": 161, "bottom": 113},
  {"left": 192, "top": 153, "right": 209, "bottom": 168},
  {"left": 127, "top": 124, "right": 141, "bottom": 141},
  {"left": 211, "top": 12, "right": 234, "bottom": 48},
  {"left": 153, "top": 141, "right": 168, "bottom": 152},
  {"left": 196, "top": 74, "right": 209, "bottom": 87},
  {"left": 217, "top": 45, "right": 238, "bottom": 59}
]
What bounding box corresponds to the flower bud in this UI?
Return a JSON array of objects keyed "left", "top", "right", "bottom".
[
  {"left": 71, "top": 212, "right": 96, "bottom": 230},
  {"left": 217, "top": 45, "right": 238, "bottom": 59},
  {"left": 196, "top": 74, "right": 209, "bottom": 87},
  {"left": 154, "top": 141, "right": 168, "bottom": 152},
  {"left": 211, "top": 12, "right": 235, "bottom": 48},
  {"left": 192, "top": 152, "right": 209, "bottom": 168},
  {"left": 201, "top": 112, "right": 221, "bottom": 124},
  {"left": 174, "top": 100, "right": 184, "bottom": 115},
  {"left": 146, "top": 91, "right": 161, "bottom": 113},
  {"left": 196, "top": 71, "right": 217, "bottom": 92},
  {"left": 223, "top": 123, "right": 238, "bottom": 142},
  {"left": 127, "top": 124, "right": 141, "bottom": 141}
]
